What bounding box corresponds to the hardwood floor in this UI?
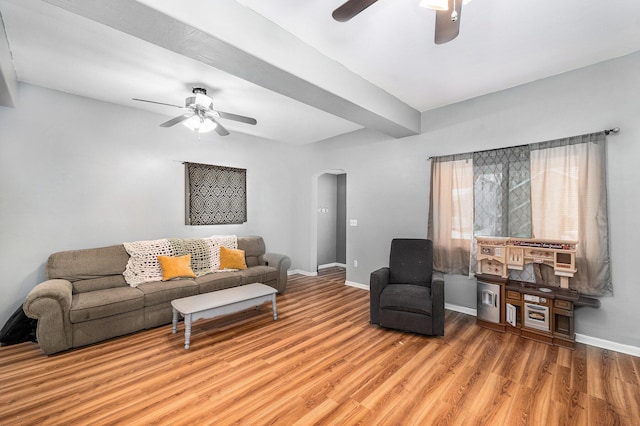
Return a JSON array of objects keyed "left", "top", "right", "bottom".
[{"left": 2, "top": 268, "right": 639, "bottom": 425}]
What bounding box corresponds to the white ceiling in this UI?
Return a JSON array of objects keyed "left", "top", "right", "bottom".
[{"left": 1, "top": 0, "right": 639, "bottom": 144}]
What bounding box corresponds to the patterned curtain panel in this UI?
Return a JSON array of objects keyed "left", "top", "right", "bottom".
[
  {"left": 473, "top": 145, "right": 531, "bottom": 238},
  {"left": 472, "top": 146, "right": 535, "bottom": 282},
  {"left": 185, "top": 162, "right": 247, "bottom": 225}
]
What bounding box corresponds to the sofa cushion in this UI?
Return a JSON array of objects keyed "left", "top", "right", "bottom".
[
  {"left": 47, "top": 245, "right": 129, "bottom": 281},
  {"left": 196, "top": 272, "right": 242, "bottom": 293},
  {"left": 137, "top": 279, "right": 198, "bottom": 306},
  {"left": 236, "top": 266, "right": 278, "bottom": 285},
  {"left": 260, "top": 266, "right": 279, "bottom": 283},
  {"left": 70, "top": 287, "right": 144, "bottom": 323},
  {"left": 72, "top": 275, "right": 128, "bottom": 294},
  {"left": 235, "top": 268, "right": 262, "bottom": 285},
  {"left": 380, "top": 284, "right": 433, "bottom": 316},
  {"left": 238, "top": 236, "right": 265, "bottom": 267}
]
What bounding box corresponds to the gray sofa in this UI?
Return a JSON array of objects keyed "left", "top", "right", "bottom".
[{"left": 23, "top": 236, "right": 290, "bottom": 355}]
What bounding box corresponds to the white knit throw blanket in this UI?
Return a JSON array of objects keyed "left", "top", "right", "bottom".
[{"left": 123, "top": 235, "right": 237, "bottom": 286}]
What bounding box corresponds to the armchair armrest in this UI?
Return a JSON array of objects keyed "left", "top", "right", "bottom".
[
  {"left": 263, "top": 252, "right": 291, "bottom": 294},
  {"left": 370, "top": 267, "right": 390, "bottom": 325},
  {"left": 430, "top": 271, "right": 445, "bottom": 336},
  {"left": 23, "top": 279, "right": 73, "bottom": 355}
]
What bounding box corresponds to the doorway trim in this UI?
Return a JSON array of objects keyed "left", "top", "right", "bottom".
[{"left": 311, "top": 169, "right": 347, "bottom": 274}]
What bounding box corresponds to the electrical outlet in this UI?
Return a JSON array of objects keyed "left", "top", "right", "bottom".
[{"left": 353, "top": 260, "right": 358, "bottom": 267}]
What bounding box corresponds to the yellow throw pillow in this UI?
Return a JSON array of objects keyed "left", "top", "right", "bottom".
[
  {"left": 219, "top": 247, "right": 247, "bottom": 270},
  {"left": 157, "top": 254, "right": 196, "bottom": 281}
]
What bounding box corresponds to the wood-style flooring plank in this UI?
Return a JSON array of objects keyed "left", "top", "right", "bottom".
[{"left": 2, "top": 267, "right": 639, "bottom": 425}]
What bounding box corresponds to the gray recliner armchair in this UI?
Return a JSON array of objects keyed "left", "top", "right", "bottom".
[{"left": 370, "top": 239, "right": 445, "bottom": 336}]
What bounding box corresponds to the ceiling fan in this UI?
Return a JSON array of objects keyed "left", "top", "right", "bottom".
[
  {"left": 133, "top": 88, "right": 257, "bottom": 136},
  {"left": 332, "top": 0, "right": 472, "bottom": 44}
]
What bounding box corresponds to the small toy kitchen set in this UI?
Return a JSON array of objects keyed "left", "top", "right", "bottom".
[{"left": 475, "top": 236, "right": 599, "bottom": 349}]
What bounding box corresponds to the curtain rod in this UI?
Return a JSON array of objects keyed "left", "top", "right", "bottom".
[{"left": 427, "top": 127, "right": 620, "bottom": 161}]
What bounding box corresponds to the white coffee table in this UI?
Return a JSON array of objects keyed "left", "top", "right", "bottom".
[{"left": 171, "top": 283, "right": 277, "bottom": 350}]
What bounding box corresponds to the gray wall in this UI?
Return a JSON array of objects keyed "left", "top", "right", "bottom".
[
  {"left": 0, "top": 83, "right": 297, "bottom": 325},
  {"left": 292, "top": 52, "right": 640, "bottom": 348}
]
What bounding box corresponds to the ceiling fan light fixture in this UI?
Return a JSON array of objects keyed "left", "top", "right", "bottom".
[
  {"left": 183, "top": 115, "right": 217, "bottom": 133},
  {"left": 194, "top": 92, "right": 213, "bottom": 109}
]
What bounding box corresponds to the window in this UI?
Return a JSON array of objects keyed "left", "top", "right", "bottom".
[
  {"left": 185, "top": 162, "right": 247, "bottom": 225},
  {"left": 428, "top": 132, "right": 611, "bottom": 296}
]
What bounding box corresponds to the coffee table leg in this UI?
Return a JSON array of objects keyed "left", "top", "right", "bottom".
[
  {"left": 172, "top": 308, "right": 178, "bottom": 334},
  {"left": 184, "top": 313, "right": 192, "bottom": 350},
  {"left": 272, "top": 294, "right": 277, "bottom": 320}
]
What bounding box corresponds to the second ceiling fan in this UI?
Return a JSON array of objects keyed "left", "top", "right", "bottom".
[
  {"left": 332, "top": 0, "right": 471, "bottom": 44},
  {"left": 133, "top": 88, "right": 257, "bottom": 136}
]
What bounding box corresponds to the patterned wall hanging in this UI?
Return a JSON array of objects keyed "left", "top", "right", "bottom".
[{"left": 185, "top": 162, "right": 247, "bottom": 225}]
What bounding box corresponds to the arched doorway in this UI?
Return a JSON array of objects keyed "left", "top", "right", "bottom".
[{"left": 315, "top": 170, "right": 347, "bottom": 272}]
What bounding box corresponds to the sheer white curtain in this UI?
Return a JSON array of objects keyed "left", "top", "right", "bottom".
[
  {"left": 530, "top": 133, "right": 612, "bottom": 296},
  {"left": 428, "top": 155, "right": 474, "bottom": 274}
]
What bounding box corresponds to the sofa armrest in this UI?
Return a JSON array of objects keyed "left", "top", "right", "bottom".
[
  {"left": 369, "top": 267, "right": 390, "bottom": 325},
  {"left": 430, "top": 271, "right": 445, "bottom": 336},
  {"left": 23, "top": 279, "right": 73, "bottom": 355},
  {"left": 263, "top": 252, "right": 291, "bottom": 294}
]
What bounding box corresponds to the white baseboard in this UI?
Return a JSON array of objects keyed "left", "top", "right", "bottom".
[
  {"left": 287, "top": 269, "right": 317, "bottom": 277},
  {"left": 445, "top": 303, "right": 478, "bottom": 317},
  {"left": 575, "top": 334, "right": 640, "bottom": 357},
  {"left": 318, "top": 262, "right": 347, "bottom": 270},
  {"left": 345, "top": 280, "right": 369, "bottom": 290}
]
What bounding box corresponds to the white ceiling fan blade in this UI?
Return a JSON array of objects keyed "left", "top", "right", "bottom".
[
  {"left": 213, "top": 111, "right": 257, "bottom": 125},
  {"left": 211, "top": 117, "right": 230, "bottom": 136},
  {"left": 160, "top": 113, "right": 193, "bottom": 127},
  {"left": 132, "top": 98, "right": 184, "bottom": 109}
]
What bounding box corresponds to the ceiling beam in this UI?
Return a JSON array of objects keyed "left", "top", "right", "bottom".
[
  {"left": 42, "top": 0, "right": 421, "bottom": 138},
  {"left": 0, "top": 10, "right": 18, "bottom": 108}
]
